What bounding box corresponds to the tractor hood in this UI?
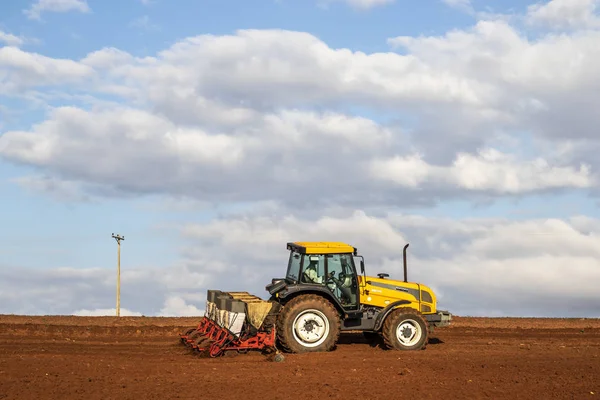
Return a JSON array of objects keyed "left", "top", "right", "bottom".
[{"left": 360, "top": 275, "right": 437, "bottom": 314}]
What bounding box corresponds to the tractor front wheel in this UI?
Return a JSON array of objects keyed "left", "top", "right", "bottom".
[
  {"left": 382, "top": 307, "right": 429, "bottom": 351},
  {"left": 276, "top": 294, "right": 341, "bottom": 353}
]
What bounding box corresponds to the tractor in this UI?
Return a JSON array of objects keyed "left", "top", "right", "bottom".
[{"left": 179, "top": 241, "right": 452, "bottom": 359}]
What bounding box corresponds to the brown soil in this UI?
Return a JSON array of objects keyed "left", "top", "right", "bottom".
[{"left": 0, "top": 315, "right": 599, "bottom": 399}]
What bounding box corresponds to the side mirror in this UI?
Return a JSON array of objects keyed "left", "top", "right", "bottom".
[{"left": 360, "top": 260, "right": 365, "bottom": 274}]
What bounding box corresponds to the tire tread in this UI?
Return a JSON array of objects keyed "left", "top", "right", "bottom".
[
  {"left": 276, "top": 294, "right": 341, "bottom": 353},
  {"left": 381, "top": 307, "right": 429, "bottom": 351}
]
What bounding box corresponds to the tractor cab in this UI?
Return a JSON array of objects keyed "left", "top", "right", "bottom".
[{"left": 267, "top": 242, "right": 363, "bottom": 311}]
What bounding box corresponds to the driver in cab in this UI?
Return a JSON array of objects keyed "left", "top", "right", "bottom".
[{"left": 302, "top": 256, "right": 323, "bottom": 284}]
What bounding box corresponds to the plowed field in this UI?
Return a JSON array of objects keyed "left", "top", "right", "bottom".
[{"left": 0, "top": 315, "right": 599, "bottom": 399}]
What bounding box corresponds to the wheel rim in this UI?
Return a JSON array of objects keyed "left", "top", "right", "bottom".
[
  {"left": 395, "top": 319, "right": 422, "bottom": 347},
  {"left": 292, "top": 309, "right": 330, "bottom": 348}
]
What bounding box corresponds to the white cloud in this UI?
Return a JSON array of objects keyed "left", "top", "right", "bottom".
[
  {"left": 387, "top": 19, "right": 600, "bottom": 90},
  {"left": 159, "top": 296, "right": 204, "bottom": 316},
  {"left": 342, "top": 0, "right": 395, "bottom": 9},
  {"left": 442, "top": 0, "right": 473, "bottom": 12},
  {"left": 0, "top": 262, "right": 213, "bottom": 316},
  {"left": 0, "top": 104, "right": 393, "bottom": 204},
  {"left": 0, "top": 30, "right": 24, "bottom": 47},
  {"left": 526, "top": 0, "right": 600, "bottom": 30},
  {"left": 386, "top": 19, "right": 600, "bottom": 153},
  {"left": 1, "top": 103, "right": 590, "bottom": 207},
  {"left": 0, "top": 46, "right": 94, "bottom": 94},
  {"left": 1, "top": 10, "right": 597, "bottom": 173},
  {"left": 81, "top": 48, "right": 134, "bottom": 69},
  {"left": 318, "top": 0, "right": 395, "bottom": 9},
  {"left": 72, "top": 308, "right": 143, "bottom": 316},
  {"left": 24, "top": 0, "right": 91, "bottom": 20},
  {"left": 2, "top": 22, "right": 600, "bottom": 205},
  {"left": 371, "top": 149, "right": 594, "bottom": 193},
  {"left": 72, "top": 296, "right": 204, "bottom": 317}
]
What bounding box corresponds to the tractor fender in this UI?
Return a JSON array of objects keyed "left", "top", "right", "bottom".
[
  {"left": 277, "top": 284, "right": 347, "bottom": 317},
  {"left": 373, "top": 300, "right": 412, "bottom": 331}
]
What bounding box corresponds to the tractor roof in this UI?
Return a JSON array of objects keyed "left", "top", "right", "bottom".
[{"left": 286, "top": 241, "right": 357, "bottom": 255}]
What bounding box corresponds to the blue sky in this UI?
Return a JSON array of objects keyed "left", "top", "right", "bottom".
[
  {"left": 2, "top": 1, "right": 477, "bottom": 55},
  {"left": 1, "top": 0, "right": 535, "bottom": 59},
  {"left": 1, "top": 0, "right": 600, "bottom": 317}
]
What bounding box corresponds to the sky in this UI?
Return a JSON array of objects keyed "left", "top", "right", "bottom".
[{"left": 1, "top": 0, "right": 600, "bottom": 318}]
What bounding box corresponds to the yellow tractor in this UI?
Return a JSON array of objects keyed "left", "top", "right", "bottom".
[{"left": 180, "top": 241, "right": 451, "bottom": 359}]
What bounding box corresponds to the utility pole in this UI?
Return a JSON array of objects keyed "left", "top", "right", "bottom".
[{"left": 112, "top": 233, "right": 125, "bottom": 317}]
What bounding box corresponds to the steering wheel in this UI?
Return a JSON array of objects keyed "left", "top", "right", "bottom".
[{"left": 326, "top": 272, "right": 354, "bottom": 302}]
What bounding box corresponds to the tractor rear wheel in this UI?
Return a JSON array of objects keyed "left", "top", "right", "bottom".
[
  {"left": 382, "top": 307, "right": 428, "bottom": 351},
  {"left": 276, "top": 294, "right": 341, "bottom": 353}
]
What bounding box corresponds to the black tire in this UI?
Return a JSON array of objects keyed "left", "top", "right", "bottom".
[
  {"left": 276, "top": 294, "right": 341, "bottom": 353},
  {"left": 382, "top": 307, "right": 429, "bottom": 351}
]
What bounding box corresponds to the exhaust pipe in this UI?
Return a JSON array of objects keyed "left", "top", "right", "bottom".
[{"left": 403, "top": 243, "right": 409, "bottom": 282}]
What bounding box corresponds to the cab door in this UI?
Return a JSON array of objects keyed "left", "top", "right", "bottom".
[{"left": 325, "top": 253, "right": 359, "bottom": 310}]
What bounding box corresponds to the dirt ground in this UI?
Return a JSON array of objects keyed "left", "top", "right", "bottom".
[{"left": 0, "top": 315, "right": 599, "bottom": 400}]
